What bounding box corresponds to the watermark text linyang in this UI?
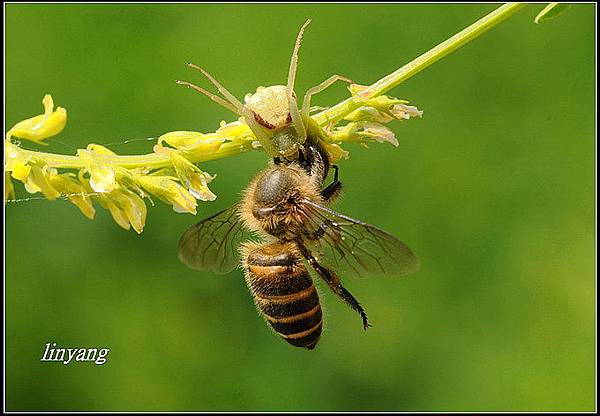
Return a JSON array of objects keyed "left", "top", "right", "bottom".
[{"left": 41, "top": 342, "right": 110, "bottom": 365}]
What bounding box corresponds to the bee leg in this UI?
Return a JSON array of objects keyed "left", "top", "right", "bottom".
[
  {"left": 315, "top": 264, "right": 370, "bottom": 330},
  {"left": 321, "top": 165, "right": 342, "bottom": 203},
  {"left": 297, "top": 243, "right": 370, "bottom": 330}
]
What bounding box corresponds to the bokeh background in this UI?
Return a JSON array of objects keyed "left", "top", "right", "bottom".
[{"left": 5, "top": 3, "right": 595, "bottom": 412}]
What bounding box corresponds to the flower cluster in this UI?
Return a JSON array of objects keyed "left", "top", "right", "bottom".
[
  {"left": 319, "top": 84, "right": 422, "bottom": 162},
  {"left": 5, "top": 88, "right": 421, "bottom": 233},
  {"left": 5, "top": 95, "right": 258, "bottom": 233}
]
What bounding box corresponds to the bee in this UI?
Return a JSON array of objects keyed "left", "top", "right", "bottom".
[
  {"left": 177, "top": 20, "right": 420, "bottom": 350},
  {"left": 179, "top": 139, "right": 419, "bottom": 349}
]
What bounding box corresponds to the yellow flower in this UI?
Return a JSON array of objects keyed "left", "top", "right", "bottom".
[
  {"left": 329, "top": 121, "right": 399, "bottom": 147},
  {"left": 345, "top": 93, "right": 422, "bottom": 124},
  {"left": 321, "top": 142, "right": 349, "bottom": 164},
  {"left": 4, "top": 140, "right": 32, "bottom": 181},
  {"left": 216, "top": 119, "right": 257, "bottom": 143},
  {"left": 135, "top": 175, "right": 197, "bottom": 215},
  {"left": 6, "top": 95, "right": 67, "bottom": 145},
  {"left": 345, "top": 106, "right": 396, "bottom": 123},
  {"left": 158, "top": 131, "right": 224, "bottom": 159},
  {"left": 357, "top": 122, "right": 399, "bottom": 146},
  {"left": 390, "top": 103, "right": 423, "bottom": 120},
  {"left": 77, "top": 149, "right": 117, "bottom": 193},
  {"left": 10, "top": 162, "right": 31, "bottom": 182},
  {"left": 96, "top": 194, "right": 130, "bottom": 231},
  {"left": 5, "top": 172, "right": 15, "bottom": 202},
  {"left": 47, "top": 170, "right": 96, "bottom": 220},
  {"left": 112, "top": 189, "right": 147, "bottom": 234},
  {"left": 86, "top": 143, "right": 117, "bottom": 155},
  {"left": 158, "top": 148, "right": 217, "bottom": 201},
  {"left": 23, "top": 163, "right": 61, "bottom": 200},
  {"left": 95, "top": 188, "right": 147, "bottom": 233}
]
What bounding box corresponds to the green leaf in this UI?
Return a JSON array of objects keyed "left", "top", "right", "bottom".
[{"left": 535, "top": 3, "right": 571, "bottom": 24}]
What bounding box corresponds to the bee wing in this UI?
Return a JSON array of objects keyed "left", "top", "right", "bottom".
[
  {"left": 299, "top": 199, "right": 420, "bottom": 278},
  {"left": 178, "top": 204, "right": 249, "bottom": 274}
]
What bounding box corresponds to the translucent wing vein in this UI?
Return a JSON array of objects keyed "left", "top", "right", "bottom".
[
  {"left": 178, "top": 204, "right": 249, "bottom": 274},
  {"left": 299, "top": 199, "right": 419, "bottom": 278}
]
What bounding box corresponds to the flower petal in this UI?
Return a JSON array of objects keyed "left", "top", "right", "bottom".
[
  {"left": 5, "top": 172, "right": 15, "bottom": 202},
  {"left": 321, "top": 142, "right": 349, "bottom": 164},
  {"left": 136, "top": 175, "right": 197, "bottom": 215},
  {"left": 48, "top": 172, "right": 96, "bottom": 219},
  {"left": 103, "top": 198, "right": 132, "bottom": 231},
  {"left": 169, "top": 151, "right": 217, "bottom": 202},
  {"left": 158, "top": 131, "right": 224, "bottom": 158},
  {"left": 6, "top": 95, "right": 67, "bottom": 145},
  {"left": 5, "top": 140, "right": 33, "bottom": 182},
  {"left": 24, "top": 164, "right": 61, "bottom": 200},
  {"left": 77, "top": 149, "right": 117, "bottom": 193},
  {"left": 329, "top": 121, "right": 398, "bottom": 147},
  {"left": 390, "top": 104, "right": 423, "bottom": 120},
  {"left": 344, "top": 94, "right": 421, "bottom": 124},
  {"left": 111, "top": 188, "right": 147, "bottom": 234},
  {"left": 87, "top": 143, "right": 117, "bottom": 155},
  {"left": 359, "top": 122, "right": 399, "bottom": 146}
]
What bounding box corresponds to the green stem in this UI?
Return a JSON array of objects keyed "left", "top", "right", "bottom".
[
  {"left": 312, "top": 2, "right": 527, "bottom": 126},
  {"left": 16, "top": 139, "right": 256, "bottom": 170}
]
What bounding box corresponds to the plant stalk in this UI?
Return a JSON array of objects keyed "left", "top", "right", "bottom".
[{"left": 312, "top": 2, "right": 526, "bottom": 125}]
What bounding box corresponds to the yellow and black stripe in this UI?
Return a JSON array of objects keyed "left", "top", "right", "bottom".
[{"left": 245, "top": 243, "right": 322, "bottom": 350}]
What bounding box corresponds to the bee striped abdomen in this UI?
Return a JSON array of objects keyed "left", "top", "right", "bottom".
[{"left": 244, "top": 243, "right": 322, "bottom": 350}]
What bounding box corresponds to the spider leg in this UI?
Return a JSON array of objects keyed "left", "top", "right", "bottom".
[
  {"left": 186, "top": 63, "right": 274, "bottom": 149},
  {"left": 301, "top": 75, "right": 353, "bottom": 120},
  {"left": 175, "top": 80, "right": 238, "bottom": 114},
  {"left": 286, "top": 20, "right": 311, "bottom": 144}
]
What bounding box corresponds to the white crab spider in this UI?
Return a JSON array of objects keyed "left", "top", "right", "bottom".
[{"left": 176, "top": 19, "right": 352, "bottom": 159}]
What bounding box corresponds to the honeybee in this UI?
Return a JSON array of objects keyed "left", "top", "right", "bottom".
[
  {"left": 177, "top": 20, "right": 419, "bottom": 349},
  {"left": 179, "top": 138, "right": 419, "bottom": 349}
]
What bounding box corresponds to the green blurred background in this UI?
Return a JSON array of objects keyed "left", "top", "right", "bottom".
[{"left": 5, "top": 3, "right": 595, "bottom": 412}]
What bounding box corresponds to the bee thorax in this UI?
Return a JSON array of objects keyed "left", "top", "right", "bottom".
[
  {"left": 253, "top": 168, "right": 297, "bottom": 206},
  {"left": 240, "top": 163, "right": 323, "bottom": 241}
]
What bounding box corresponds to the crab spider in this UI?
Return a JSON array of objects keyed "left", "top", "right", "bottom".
[{"left": 176, "top": 19, "right": 352, "bottom": 159}]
